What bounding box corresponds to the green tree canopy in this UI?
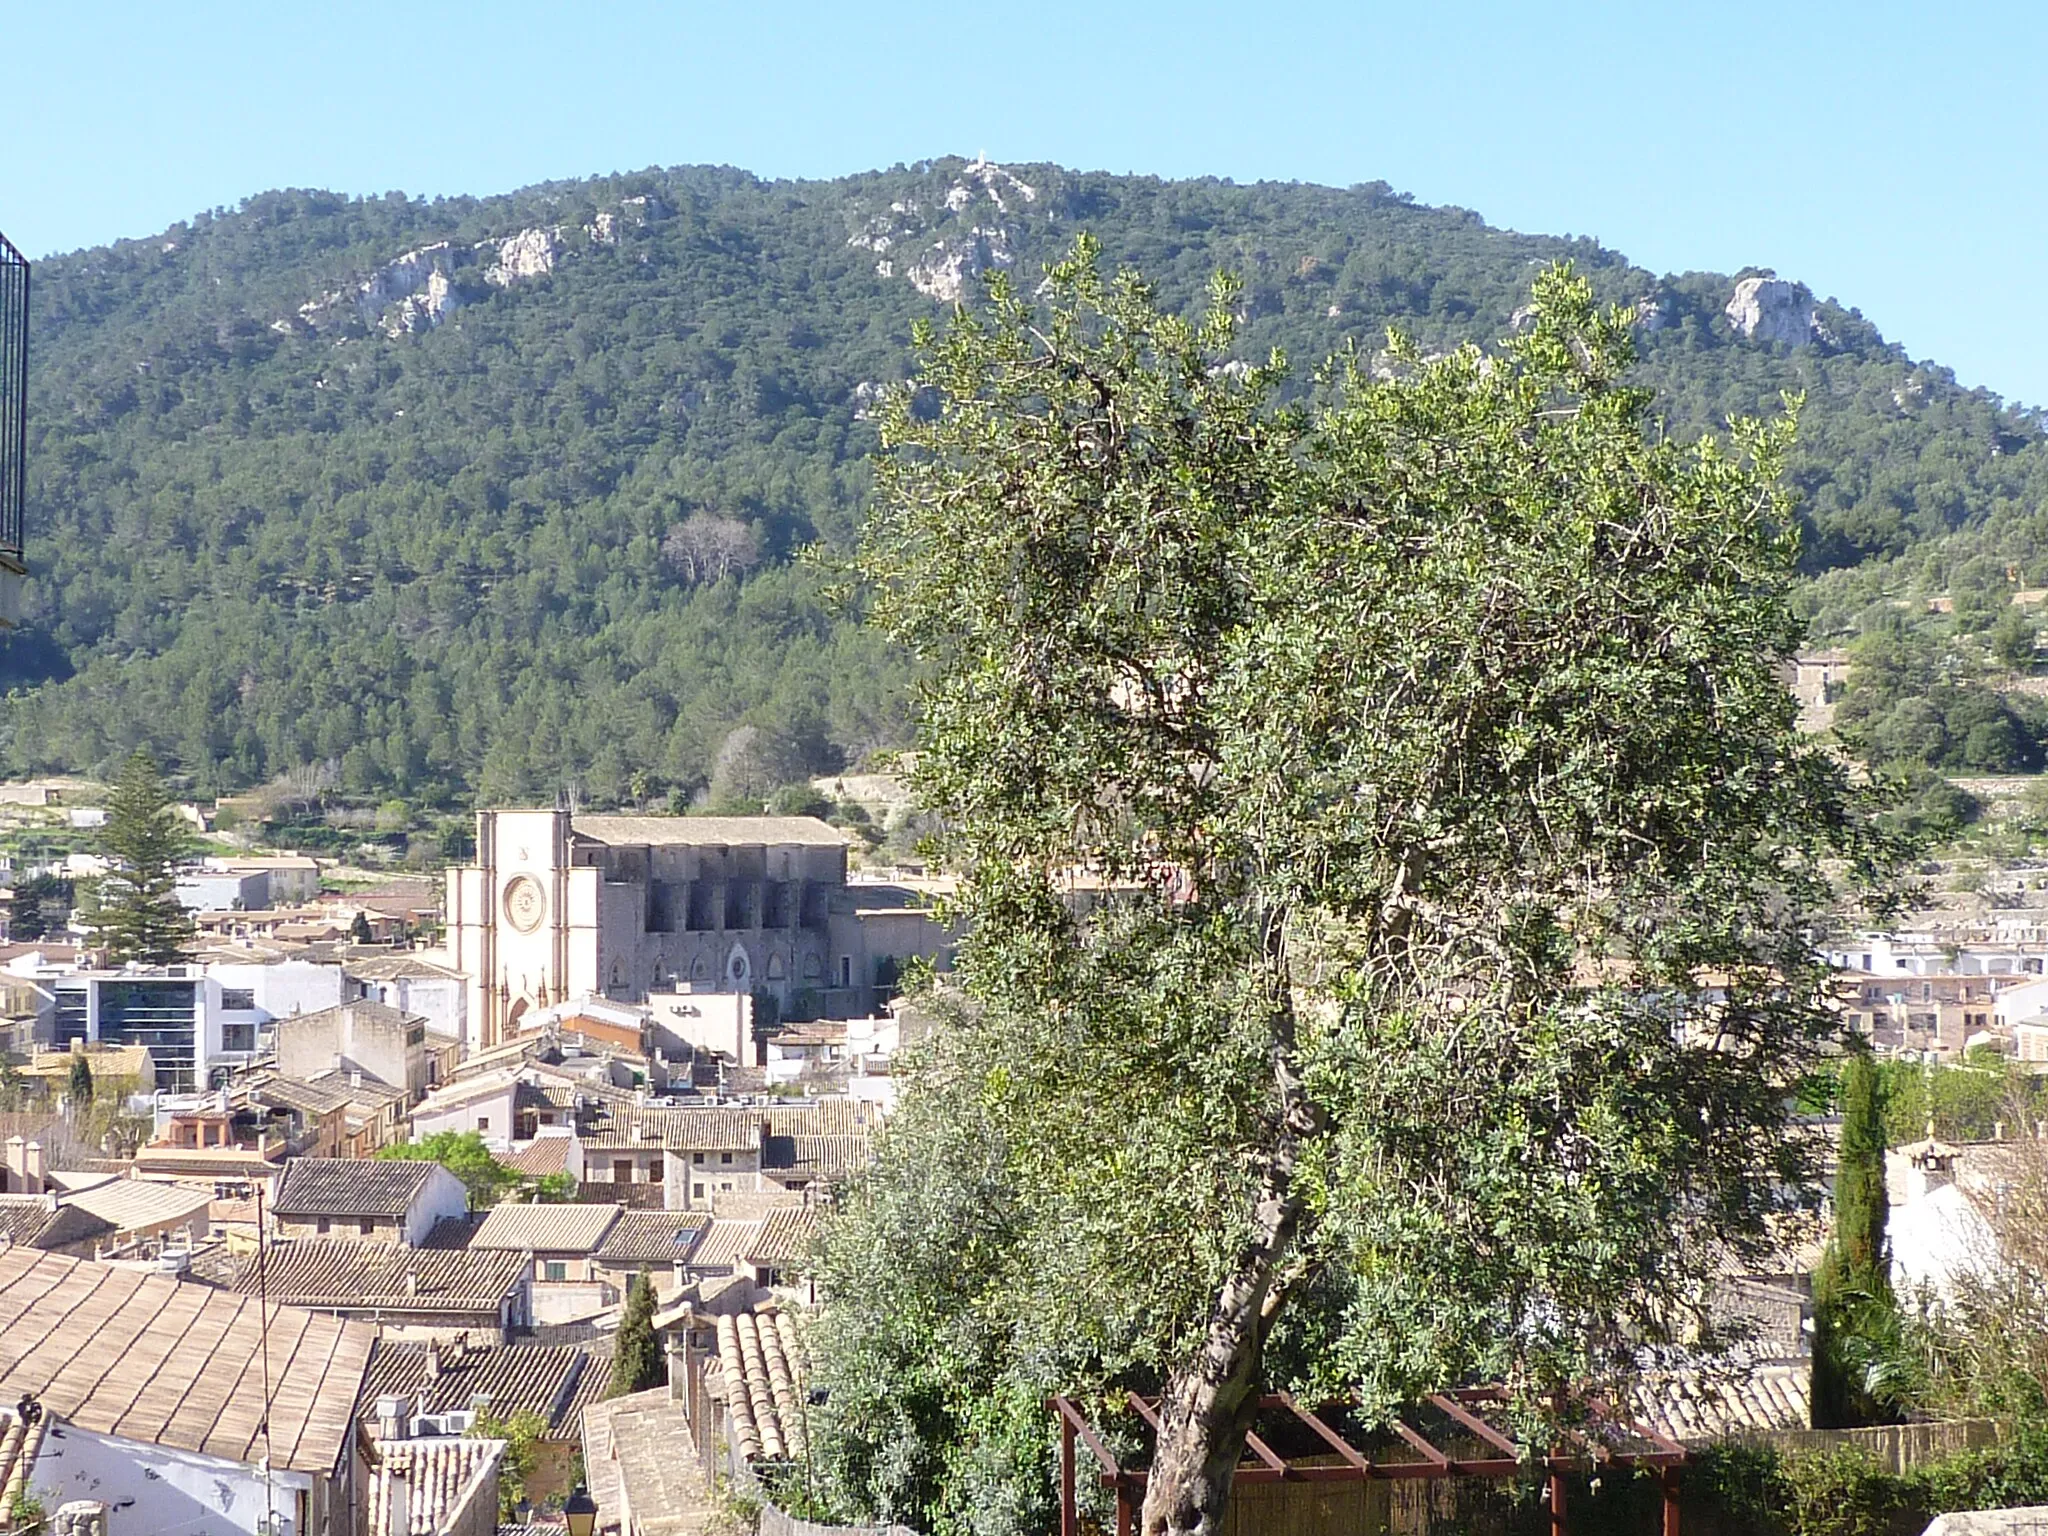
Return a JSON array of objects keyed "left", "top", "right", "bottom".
[
  {"left": 87, "top": 750, "right": 194, "bottom": 965},
  {"left": 376, "top": 1130, "right": 514, "bottom": 1207},
  {"left": 817, "top": 244, "right": 1892, "bottom": 1535},
  {"left": 1813, "top": 1048, "right": 1898, "bottom": 1428},
  {"left": 608, "top": 1269, "right": 662, "bottom": 1398}
]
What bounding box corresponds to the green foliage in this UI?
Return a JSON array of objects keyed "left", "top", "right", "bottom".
[
  {"left": 1679, "top": 1426, "right": 2048, "bottom": 1536},
  {"left": 86, "top": 749, "right": 194, "bottom": 963},
  {"left": 820, "top": 245, "right": 1893, "bottom": 1528},
  {"left": 67, "top": 1053, "right": 93, "bottom": 1105},
  {"left": 1877, "top": 1054, "right": 2043, "bottom": 1145},
  {"left": 1812, "top": 1049, "right": 1898, "bottom": 1428},
  {"left": 8, "top": 160, "right": 2045, "bottom": 802},
  {"left": 529, "top": 1170, "right": 577, "bottom": 1203},
  {"left": 375, "top": 1130, "right": 513, "bottom": 1205},
  {"left": 608, "top": 1269, "right": 661, "bottom": 1398},
  {"left": 7, "top": 873, "right": 75, "bottom": 940},
  {"left": 472, "top": 1407, "right": 551, "bottom": 1519}
]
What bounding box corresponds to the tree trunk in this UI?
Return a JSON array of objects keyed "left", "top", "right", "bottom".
[
  {"left": 1142, "top": 915, "right": 1313, "bottom": 1536},
  {"left": 1138, "top": 1173, "right": 1300, "bottom": 1535}
]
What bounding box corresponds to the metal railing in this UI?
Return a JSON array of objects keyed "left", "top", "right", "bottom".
[{"left": 0, "top": 231, "right": 23, "bottom": 567}]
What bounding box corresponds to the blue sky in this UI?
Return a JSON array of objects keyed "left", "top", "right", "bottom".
[{"left": 5, "top": 1, "right": 2040, "bottom": 401}]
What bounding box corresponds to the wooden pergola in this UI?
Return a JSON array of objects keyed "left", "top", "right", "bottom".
[{"left": 1051, "top": 1386, "right": 1689, "bottom": 1536}]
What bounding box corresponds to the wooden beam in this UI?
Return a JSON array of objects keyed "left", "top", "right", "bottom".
[
  {"left": 1428, "top": 1393, "right": 1520, "bottom": 1456},
  {"left": 1051, "top": 1396, "right": 1123, "bottom": 1478},
  {"left": 1276, "top": 1392, "right": 1371, "bottom": 1474}
]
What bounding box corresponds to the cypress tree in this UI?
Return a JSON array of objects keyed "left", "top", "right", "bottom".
[
  {"left": 1812, "top": 1048, "right": 1897, "bottom": 1428},
  {"left": 608, "top": 1268, "right": 662, "bottom": 1398},
  {"left": 67, "top": 1053, "right": 93, "bottom": 1106},
  {"left": 88, "top": 751, "right": 194, "bottom": 965}
]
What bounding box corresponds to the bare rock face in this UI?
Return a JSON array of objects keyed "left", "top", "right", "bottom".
[
  {"left": 906, "top": 226, "right": 1016, "bottom": 303},
  {"left": 855, "top": 159, "right": 1035, "bottom": 303},
  {"left": 1725, "top": 277, "right": 1814, "bottom": 345},
  {"left": 486, "top": 227, "right": 560, "bottom": 286}
]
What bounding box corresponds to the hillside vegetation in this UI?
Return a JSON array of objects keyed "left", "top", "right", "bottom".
[{"left": 6, "top": 156, "right": 2044, "bottom": 809}]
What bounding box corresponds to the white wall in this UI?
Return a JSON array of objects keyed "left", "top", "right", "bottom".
[
  {"left": 35, "top": 1420, "right": 315, "bottom": 1536},
  {"left": 400, "top": 1164, "right": 472, "bottom": 1245},
  {"left": 412, "top": 1084, "right": 518, "bottom": 1151}
]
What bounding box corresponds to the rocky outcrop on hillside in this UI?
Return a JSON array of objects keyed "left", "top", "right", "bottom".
[
  {"left": 285, "top": 195, "right": 670, "bottom": 337},
  {"left": 1725, "top": 277, "right": 1815, "bottom": 345},
  {"left": 852, "top": 157, "right": 1036, "bottom": 303}
]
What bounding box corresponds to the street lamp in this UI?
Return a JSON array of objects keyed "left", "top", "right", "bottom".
[{"left": 564, "top": 1484, "right": 599, "bottom": 1536}]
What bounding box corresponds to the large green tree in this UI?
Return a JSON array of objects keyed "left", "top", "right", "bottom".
[
  {"left": 376, "top": 1130, "right": 515, "bottom": 1206},
  {"left": 824, "top": 243, "right": 1890, "bottom": 1535},
  {"left": 87, "top": 750, "right": 194, "bottom": 964},
  {"left": 608, "top": 1269, "right": 662, "bottom": 1398}
]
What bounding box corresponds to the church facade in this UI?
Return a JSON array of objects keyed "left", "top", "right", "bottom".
[{"left": 447, "top": 810, "right": 893, "bottom": 1049}]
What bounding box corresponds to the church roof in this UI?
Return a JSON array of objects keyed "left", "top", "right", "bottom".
[{"left": 570, "top": 815, "right": 848, "bottom": 849}]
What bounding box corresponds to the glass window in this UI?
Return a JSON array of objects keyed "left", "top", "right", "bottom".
[
  {"left": 544, "top": 1261, "right": 567, "bottom": 1283},
  {"left": 359, "top": 1217, "right": 375, "bottom": 1235},
  {"left": 720, "top": 1151, "right": 732, "bottom": 1165},
  {"left": 219, "top": 988, "right": 256, "bottom": 1012}
]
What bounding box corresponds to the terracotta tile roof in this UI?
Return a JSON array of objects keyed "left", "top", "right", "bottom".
[
  {"left": 274, "top": 1157, "right": 446, "bottom": 1218},
  {"left": 62, "top": 1179, "right": 211, "bottom": 1235},
  {"left": 746, "top": 1207, "right": 816, "bottom": 1269},
  {"left": 244, "top": 1074, "right": 359, "bottom": 1117},
  {"left": 763, "top": 1099, "right": 874, "bottom": 1137},
  {"left": 763, "top": 1134, "right": 870, "bottom": 1179},
  {"left": 1628, "top": 1363, "right": 1812, "bottom": 1443},
  {"left": 579, "top": 1108, "right": 761, "bottom": 1153},
  {"left": 0, "top": 1402, "right": 49, "bottom": 1530},
  {"left": 685, "top": 1218, "right": 761, "bottom": 1273},
  {"left": 465, "top": 1203, "right": 619, "bottom": 1255},
  {"left": 131, "top": 1149, "right": 284, "bottom": 1179},
  {"left": 710, "top": 1308, "right": 806, "bottom": 1462},
  {"left": 411, "top": 1071, "right": 524, "bottom": 1117},
  {"left": 221, "top": 1239, "right": 528, "bottom": 1316},
  {"left": 345, "top": 955, "right": 464, "bottom": 983},
  {"left": 0, "top": 1248, "right": 375, "bottom": 1473},
  {"left": 501, "top": 1138, "right": 573, "bottom": 1178},
  {"left": 705, "top": 1189, "right": 805, "bottom": 1220},
  {"left": 571, "top": 814, "right": 849, "bottom": 848},
  {"left": 595, "top": 1211, "right": 709, "bottom": 1265},
  {"left": 366, "top": 1436, "right": 503, "bottom": 1536},
  {"left": 0, "top": 1196, "right": 110, "bottom": 1251},
  {"left": 362, "top": 1338, "right": 609, "bottom": 1435}
]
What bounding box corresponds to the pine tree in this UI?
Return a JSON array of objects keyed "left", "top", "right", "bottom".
[
  {"left": 1812, "top": 1048, "right": 1898, "bottom": 1428},
  {"left": 88, "top": 751, "right": 194, "bottom": 965},
  {"left": 67, "top": 1054, "right": 93, "bottom": 1106},
  {"left": 608, "top": 1269, "right": 662, "bottom": 1398}
]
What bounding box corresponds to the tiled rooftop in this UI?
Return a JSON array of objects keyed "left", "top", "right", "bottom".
[
  {"left": 274, "top": 1156, "right": 446, "bottom": 1217},
  {"left": 582, "top": 1389, "right": 721, "bottom": 1536},
  {"left": 362, "top": 1337, "right": 610, "bottom": 1436},
  {"left": 0, "top": 1404, "right": 48, "bottom": 1531},
  {"left": 746, "top": 1206, "right": 816, "bottom": 1269},
  {"left": 220, "top": 1239, "right": 529, "bottom": 1316},
  {"left": 466, "top": 1202, "right": 620, "bottom": 1254},
  {"left": 579, "top": 1108, "right": 761, "bottom": 1153},
  {"left": 366, "top": 1436, "right": 503, "bottom": 1536},
  {"left": 0, "top": 1248, "right": 374, "bottom": 1473},
  {"left": 595, "top": 1211, "right": 709, "bottom": 1265},
  {"left": 763, "top": 1134, "right": 870, "bottom": 1178},
  {"left": 710, "top": 1308, "right": 806, "bottom": 1462},
  {"left": 1628, "top": 1363, "right": 1812, "bottom": 1443},
  {"left": 572, "top": 813, "right": 849, "bottom": 848}
]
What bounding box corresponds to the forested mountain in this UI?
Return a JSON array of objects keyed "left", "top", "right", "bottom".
[{"left": 5, "top": 155, "right": 2043, "bottom": 809}]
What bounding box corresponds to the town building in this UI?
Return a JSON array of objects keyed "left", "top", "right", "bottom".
[
  {"left": 0, "top": 1248, "right": 375, "bottom": 1536},
  {"left": 276, "top": 999, "right": 439, "bottom": 1101},
  {"left": 271, "top": 1157, "right": 469, "bottom": 1244},
  {"left": 447, "top": 810, "right": 951, "bottom": 1049}
]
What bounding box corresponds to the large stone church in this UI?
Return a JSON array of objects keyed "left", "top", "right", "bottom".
[{"left": 447, "top": 809, "right": 938, "bottom": 1049}]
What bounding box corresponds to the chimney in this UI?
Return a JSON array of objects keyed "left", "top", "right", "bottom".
[
  {"left": 375, "top": 1393, "right": 412, "bottom": 1440},
  {"left": 425, "top": 1342, "right": 442, "bottom": 1380},
  {"left": 3, "top": 1136, "right": 21, "bottom": 1188},
  {"left": 22, "top": 1141, "right": 44, "bottom": 1188},
  {"left": 404, "top": 1269, "right": 419, "bottom": 1297},
  {"left": 387, "top": 1467, "right": 411, "bottom": 1536},
  {"left": 1996, "top": 1120, "right": 2007, "bottom": 1141}
]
